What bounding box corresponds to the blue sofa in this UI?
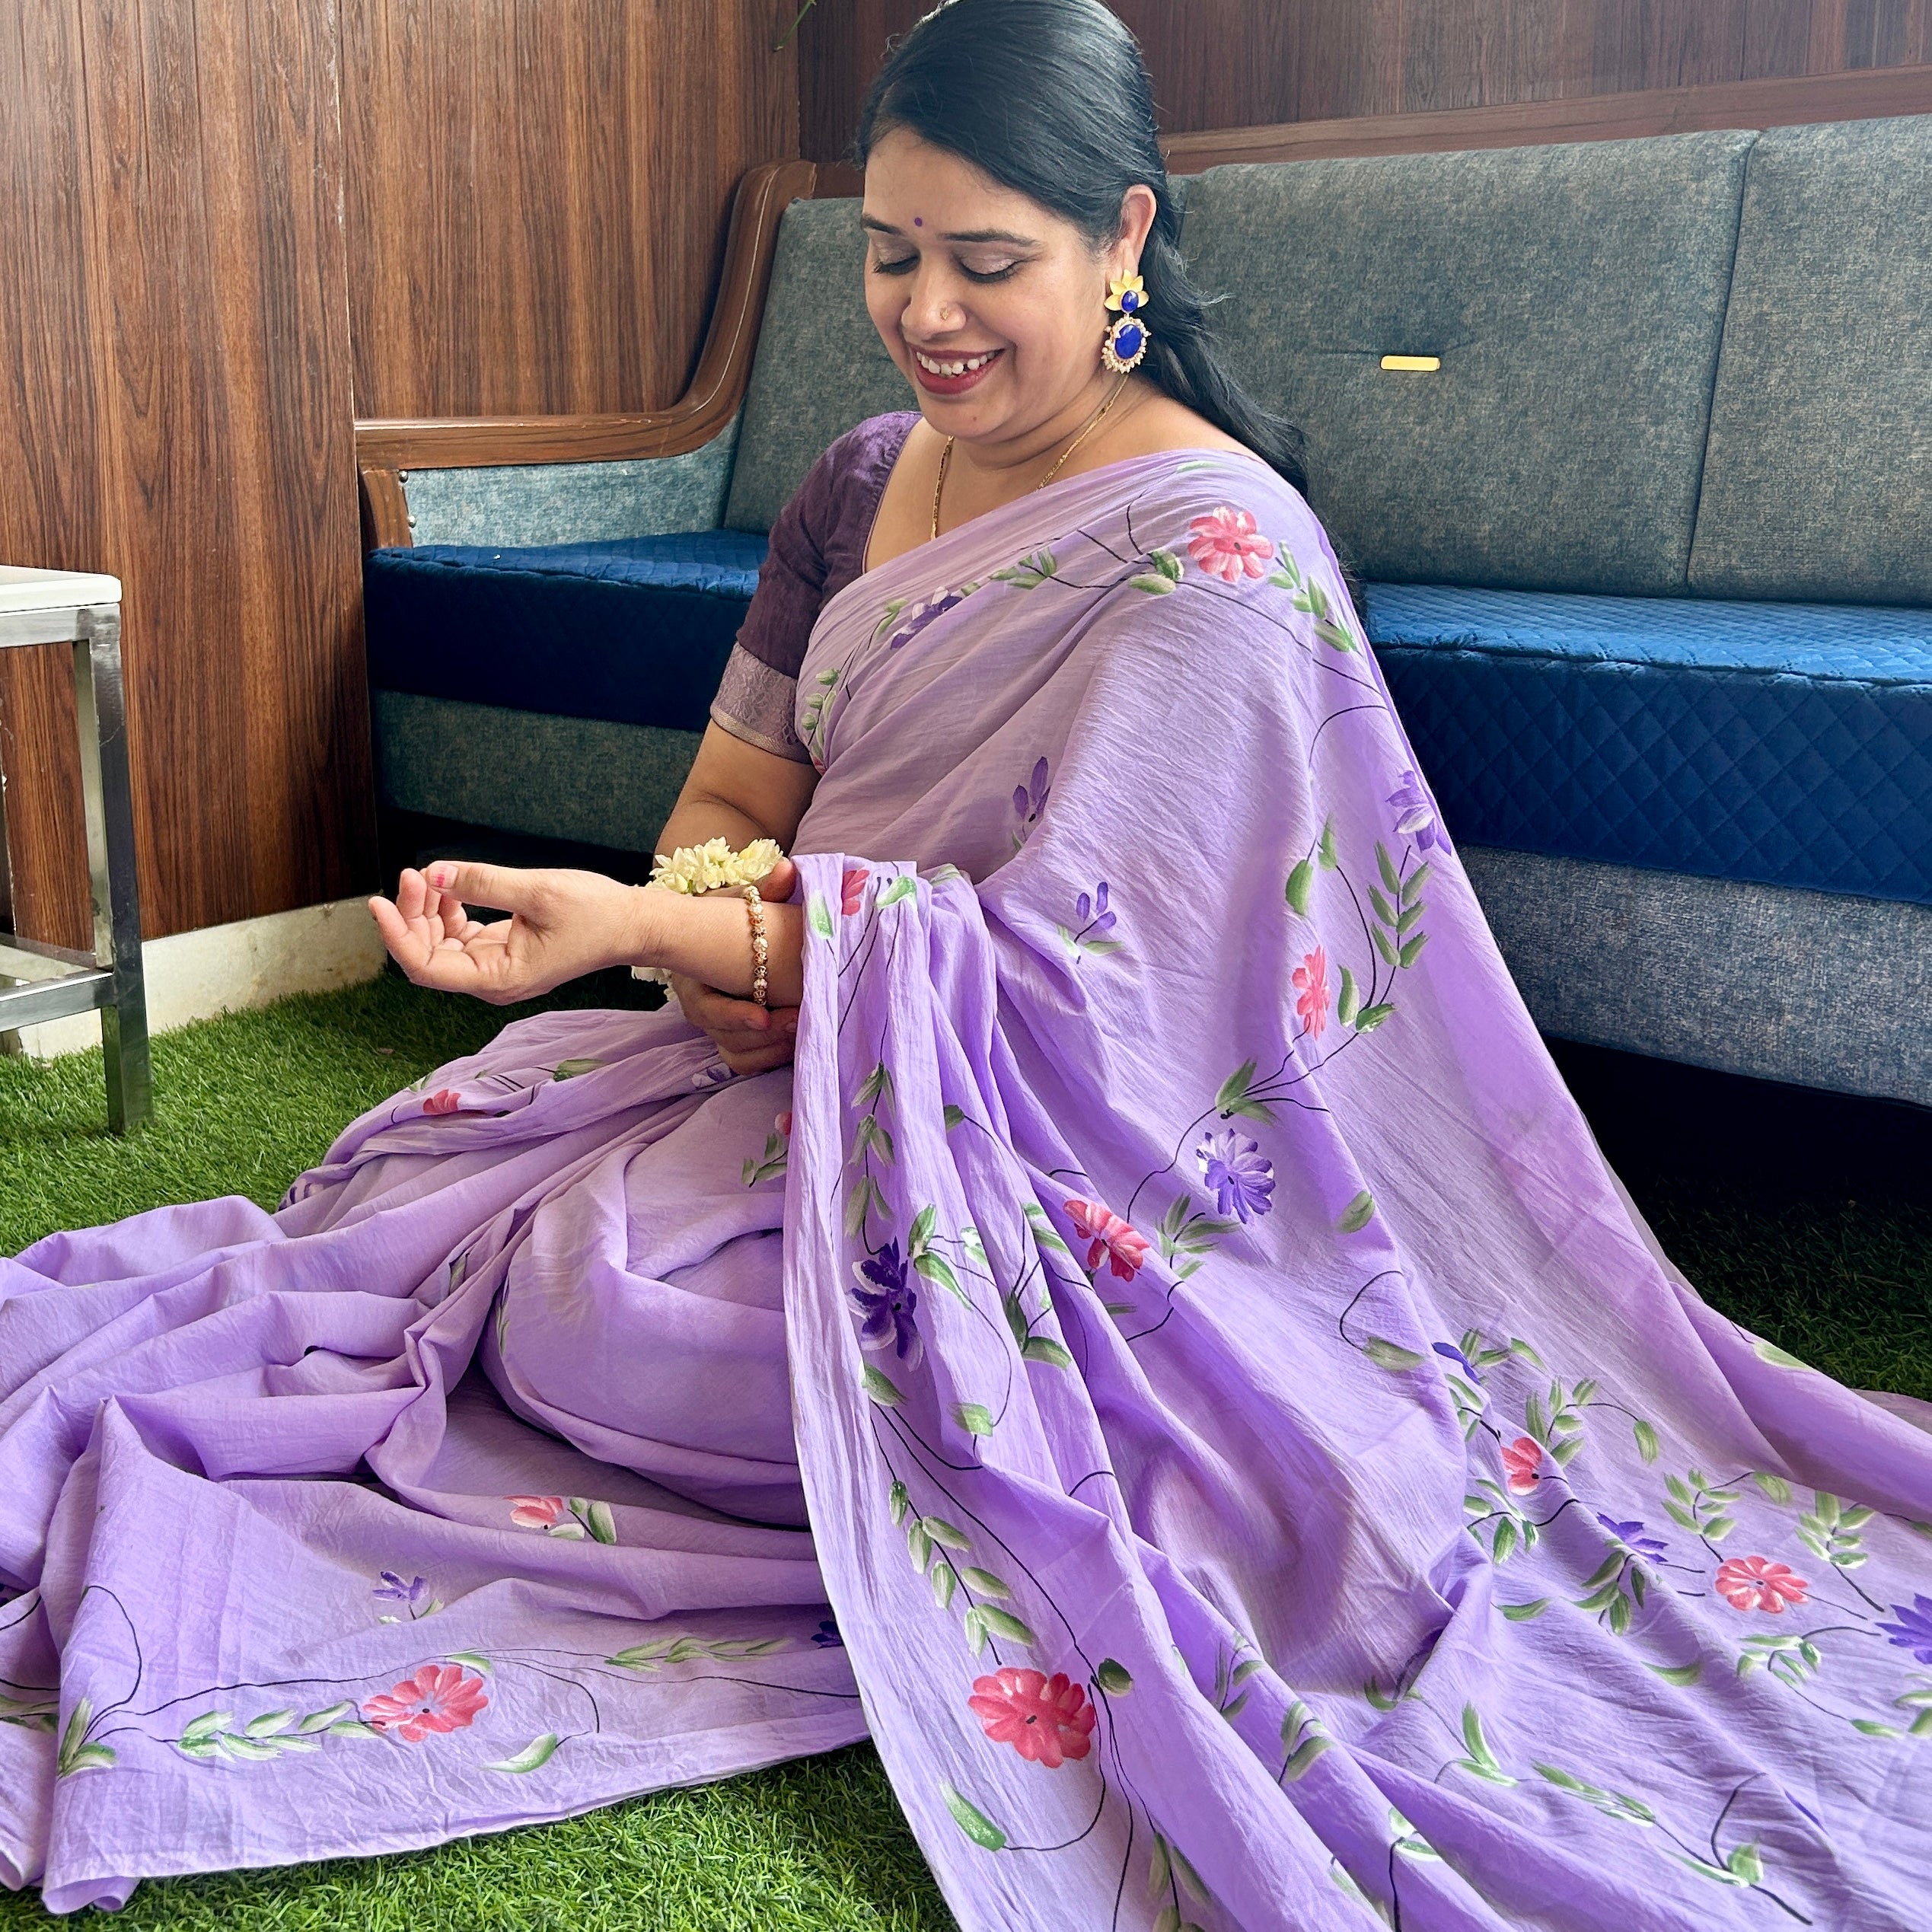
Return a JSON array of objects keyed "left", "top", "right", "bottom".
[{"left": 359, "top": 110, "right": 1931, "bottom": 1107}]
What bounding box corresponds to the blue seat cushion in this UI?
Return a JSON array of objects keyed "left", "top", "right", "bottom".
[
  {"left": 364, "top": 531, "right": 770, "bottom": 732},
  {"left": 1367, "top": 584, "right": 1932, "bottom": 906}
]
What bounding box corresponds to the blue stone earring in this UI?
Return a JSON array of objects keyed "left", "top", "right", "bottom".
[{"left": 1102, "top": 273, "right": 1149, "bottom": 375}]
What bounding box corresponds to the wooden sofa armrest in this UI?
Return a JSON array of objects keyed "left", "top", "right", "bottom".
[{"left": 354, "top": 158, "right": 820, "bottom": 549}]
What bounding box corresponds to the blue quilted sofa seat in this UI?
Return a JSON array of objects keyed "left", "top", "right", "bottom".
[{"left": 361, "top": 110, "right": 1931, "bottom": 1106}]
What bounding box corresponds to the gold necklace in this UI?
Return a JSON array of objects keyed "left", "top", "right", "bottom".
[{"left": 929, "top": 375, "right": 1133, "bottom": 542}]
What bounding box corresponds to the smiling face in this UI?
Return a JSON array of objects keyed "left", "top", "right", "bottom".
[{"left": 862, "top": 127, "right": 1152, "bottom": 454}]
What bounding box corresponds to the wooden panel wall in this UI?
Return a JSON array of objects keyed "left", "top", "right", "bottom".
[
  {"left": 796, "top": 0, "right": 1932, "bottom": 156},
  {"left": 2, "top": 2, "right": 799, "bottom": 947},
  {"left": 340, "top": 1, "right": 800, "bottom": 420},
  {"left": 0, "top": 0, "right": 371, "bottom": 948}
]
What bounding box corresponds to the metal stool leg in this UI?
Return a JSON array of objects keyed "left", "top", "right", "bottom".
[{"left": 72, "top": 607, "right": 151, "bottom": 1131}]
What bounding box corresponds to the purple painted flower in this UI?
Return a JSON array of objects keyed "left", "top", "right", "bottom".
[
  {"left": 1596, "top": 1513, "right": 1669, "bottom": 1563},
  {"left": 887, "top": 587, "right": 967, "bottom": 649},
  {"left": 1387, "top": 770, "right": 1450, "bottom": 854},
  {"left": 850, "top": 1242, "right": 923, "bottom": 1367},
  {"left": 1877, "top": 1594, "right": 1932, "bottom": 1663},
  {"left": 1432, "top": 1341, "right": 1480, "bottom": 1382},
  {"left": 1194, "top": 1128, "right": 1276, "bottom": 1223},
  {"left": 373, "top": 1571, "right": 429, "bottom": 1609},
  {"left": 811, "top": 1618, "right": 843, "bottom": 1649},
  {"left": 1072, "top": 881, "right": 1117, "bottom": 937},
  {"left": 1012, "top": 757, "right": 1051, "bottom": 843}
]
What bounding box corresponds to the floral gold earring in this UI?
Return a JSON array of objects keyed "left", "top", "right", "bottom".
[{"left": 1102, "top": 273, "right": 1149, "bottom": 375}]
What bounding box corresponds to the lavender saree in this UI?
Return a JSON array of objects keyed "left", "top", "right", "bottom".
[{"left": 5, "top": 450, "right": 1932, "bottom": 1928}]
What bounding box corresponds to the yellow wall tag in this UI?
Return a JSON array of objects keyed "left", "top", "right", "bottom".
[{"left": 1379, "top": 355, "right": 1442, "bottom": 372}]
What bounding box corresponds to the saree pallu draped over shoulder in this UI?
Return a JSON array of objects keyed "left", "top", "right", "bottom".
[{"left": 4, "top": 449, "right": 1931, "bottom": 1927}]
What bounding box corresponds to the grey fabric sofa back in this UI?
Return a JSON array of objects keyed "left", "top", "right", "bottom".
[
  {"left": 723, "top": 200, "right": 913, "bottom": 531},
  {"left": 1180, "top": 132, "right": 1753, "bottom": 596},
  {"left": 1689, "top": 114, "right": 1932, "bottom": 607}
]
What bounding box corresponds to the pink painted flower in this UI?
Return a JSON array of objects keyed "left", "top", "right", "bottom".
[
  {"left": 361, "top": 1663, "right": 489, "bottom": 1742},
  {"left": 841, "top": 867, "right": 870, "bottom": 916},
  {"left": 1063, "top": 1199, "right": 1151, "bottom": 1282},
  {"left": 968, "top": 1668, "right": 1096, "bottom": 1768},
  {"left": 1293, "top": 945, "right": 1331, "bottom": 1038},
  {"left": 1500, "top": 1436, "right": 1543, "bottom": 1494},
  {"left": 508, "top": 1494, "right": 566, "bottom": 1530},
  {"left": 1186, "top": 505, "right": 1273, "bottom": 585},
  {"left": 775, "top": 1111, "right": 793, "bottom": 1137},
  {"left": 1716, "top": 1555, "right": 1810, "bottom": 1614},
  {"left": 422, "top": 1089, "right": 461, "bottom": 1116}
]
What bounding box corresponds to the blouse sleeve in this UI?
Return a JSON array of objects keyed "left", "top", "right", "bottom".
[{"left": 707, "top": 451, "right": 840, "bottom": 764}]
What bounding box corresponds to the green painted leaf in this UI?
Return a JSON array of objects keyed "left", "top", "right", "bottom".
[
  {"left": 1154, "top": 1905, "right": 1182, "bottom": 1932},
  {"left": 1369, "top": 886, "right": 1398, "bottom": 929},
  {"left": 1285, "top": 859, "right": 1315, "bottom": 916},
  {"left": 1282, "top": 1735, "right": 1331, "bottom": 1781},
  {"left": 1153, "top": 547, "right": 1184, "bottom": 581},
  {"left": 1354, "top": 1002, "right": 1396, "bottom": 1031},
  {"left": 1129, "top": 572, "right": 1177, "bottom": 595},
  {"left": 1022, "top": 1335, "right": 1074, "bottom": 1369},
  {"left": 1364, "top": 1677, "right": 1400, "bottom": 1711},
  {"left": 330, "top": 1719, "right": 381, "bottom": 1738},
  {"left": 888, "top": 1479, "right": 910, "bottom": 1524},
  {"left": 1395, "top": 901, "right": 1426, "bottom": 936},
  {"left": 485, "top": 1733, "right": 562, "bottom": 1774},
  {"left": 552, "top": 1057, "right": 605, "bottom": 1081},
  {"left": 1491, "top": 1517, "right": 1518, "bottom": 1564},
  {"left": 1634, "top": 1419, "right": 1660, "bottom": 1462},
  {"left": 1726, "top": 1841, "right": 1763, "bottom": 1885},
  {"left": 1647, "top": 1659, "right": 1702, "bottom": 1686},
  {"left": 1336, "top": 1190, "right": 1376, "bottom": 1233},
  {"left": 180, "top": 1710, "right": 229, "bottom": 1745},
  {"left": 1752, "top": 1470, "right": 1792, "bottom": 1503},
  {"left": 908, "top": 1204, "right": 937, "bottom": 1254},
  {"left": 941, "top": 1781, "right": 1007, "bottom": 1851},
  {"left": 1752, "top": 1336, "right": 1809, "bottom": 1370},
  {"left": 907, "top": 1521, "right": 932, "bottom": 1571},
  {"left": 808, "top": 894, "right": 834, "bottom": 940},
  {"left": 1215, "top": 1060, "right": 1258, "bottom": 1114},
  {"left": 915, "top": 1251, "right": 968, "bottom": 1303},
  {"left": 961, "top": 1567, "right": 1011, "bottom": 1598},
  {"left": 955, "top": 1403, "right": 996, "bottom": 1436},
  {"left": 1337, "top": 965, "right": 1360, "bottom": 1028},
  {"left": 1318, "top": 818, "right": 1338, "bottom": 869},
  {"left": 1023, "top": 1202, "right": 1070, "bottom": 1255},
  {"left": 962, "top": 1605, "right": 990, "bottom": 1655},
  {"left": 977, "top": 1606, "right": 1038, "bottom": 1647},
  {"left": 1854, "top": 1718, "right": 1904, "bottom": 1736},
  {"left": 1376, "top": 843, "right": 1401, "bottom": 894},
  {"left": 174, "top": 1737, "right": 220, "bottom": 1760},
  {"left": 1146, "top": 1832, "right": 1172, "bottom": 1899},
  {"left": 218, "top": 1735, "right": 281, "bottom": 1761},
  {"left": 244, "top": 1709, "right": 297, "bottom": 1738},
  {"left": 931, "top": 1562, "right": 956, "bottom": 1610},
  {"left": 1500, "top": 1598, "right": 1549, "bottom": 1621},
  {"left": 862, "top": 1365, "right": 904, "bottom": 1408},
  {"left": 942, "top": 1104, "right": 967, "bottom": 1130},
  {"left": 877, "top": 875, "right": 917, "bottom": 907},
  {"left": 1363, "top": 1337, "right": 1425, "bottom": 1371},
  {"left": 1398, "top": 932, "right": 1430, "bottom": 969},
  {"left": 921, "top": 1516, "right": 971, "bottom": 1551},
  {"left": 1002, "top": 1290, "right": 1030, "bottom": 1351},
  {"left": 1673, "top": 1854, "right": 1748, "bottom": 1887},
  {"left": 1095, "top": 1658, "right": 1133, "bottom": 1695},
  {"left": 1401, "top": 861, "right": 1433, "bottom": 902},
  {"left": 66, "top": 1742, "right": 116, "bottom": 1771},
  {"left": 574, "top": 1499, "right": 617, "bottom": 1544}
]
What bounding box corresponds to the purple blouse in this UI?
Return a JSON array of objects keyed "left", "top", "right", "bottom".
[{"left": 709, "top": 413, "right": 920, "bottom": 762}]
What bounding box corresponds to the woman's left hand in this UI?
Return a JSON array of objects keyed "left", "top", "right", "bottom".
[{"left": 370, "top": 862, "right": 647, "bottom": 1005}]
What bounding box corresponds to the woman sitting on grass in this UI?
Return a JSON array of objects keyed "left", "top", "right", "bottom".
[{"left": 6, "top": 2, "right": 1931, "bottom": 1924}]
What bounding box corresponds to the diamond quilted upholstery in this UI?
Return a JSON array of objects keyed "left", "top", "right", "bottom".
[
  {"left": 364, "top": 531, "right": 767, "bottom": 732},
  {"left": 1367, "top": 584, "right": 1932, "bottom": 905}
]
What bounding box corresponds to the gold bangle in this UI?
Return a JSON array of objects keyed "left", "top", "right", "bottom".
[{"left": 742, "top": 883, "right": 770, "bottom": 1008}]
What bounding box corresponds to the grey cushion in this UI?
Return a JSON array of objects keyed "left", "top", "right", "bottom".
[
  {"left": 723, "top": 199, "right": 913, "bottom": 531},
  {"left": 1689, "top": 116, "right": 1932, "bottom": 607},
  {"left": 1180, "top": 132, "right": 1755, "bottom": 595}
]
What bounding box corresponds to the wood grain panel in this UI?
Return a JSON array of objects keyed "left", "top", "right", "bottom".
[
  {"left": 1, "top": 0, "right": 373, "bottom": 945},
  {"left": 795, "top": 0, "right": 1932, "bottom": 155},
  {"left": 340, "top": 0, "right": 801, "bottom": 421}
]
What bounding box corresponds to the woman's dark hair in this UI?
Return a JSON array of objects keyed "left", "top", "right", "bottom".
[{"left": 854, "top": 0, "right": 1309, "bottom": 497}]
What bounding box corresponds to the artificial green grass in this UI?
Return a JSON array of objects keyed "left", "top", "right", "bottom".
[{"left": 0, "top": 976, "right": 1925, "bottom": 1926}]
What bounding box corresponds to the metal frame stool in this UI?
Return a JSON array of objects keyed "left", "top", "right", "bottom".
[{"left": 0, "top": 566, "right": 151, "bottom": 1132}]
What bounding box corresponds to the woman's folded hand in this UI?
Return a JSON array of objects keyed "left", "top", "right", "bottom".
[{"left": 667, "top": 857, "right": 802, "bottom": 1074}]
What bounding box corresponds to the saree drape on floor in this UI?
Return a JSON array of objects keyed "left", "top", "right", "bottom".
[{"left": 5, "top": 450, "right": 1930, "bottom": 1927}]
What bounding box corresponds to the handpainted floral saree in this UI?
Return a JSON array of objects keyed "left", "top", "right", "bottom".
[{"left": 5, "top": 449, "right": 1931, "bottom": 1927}]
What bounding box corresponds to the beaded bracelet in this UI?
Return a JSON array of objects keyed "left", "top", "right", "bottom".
[{"left": 741, "top": 882, "right": 770, "bottom": 1007}]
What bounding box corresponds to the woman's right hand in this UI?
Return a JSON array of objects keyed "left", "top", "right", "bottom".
[{"left": 667, "top": 856, "right": 802, "bottom": 1076}]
